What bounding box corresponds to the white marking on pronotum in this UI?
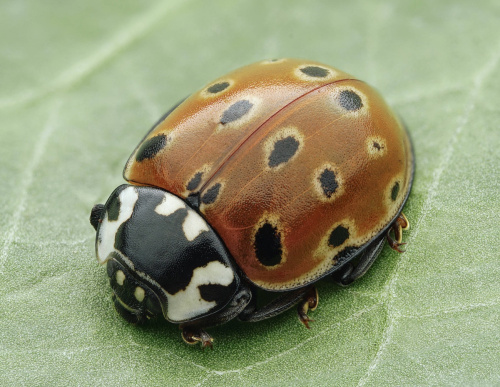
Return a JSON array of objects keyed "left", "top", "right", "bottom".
[
  {"left": 182, "top": 210, "right": 210, "bottom": 241},
  {"left": 154, "top": 192, "right": 186, "bottom": 216},
  {"left": 166, "top": 261, "right": 234, "bottom": 322},
  {"left": 97, "top": 187, "right": 138, "bottom": 264}
]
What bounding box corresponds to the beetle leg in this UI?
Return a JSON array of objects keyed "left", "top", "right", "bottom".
[
  {"left": 332, "top": 235, "right": 385, "bottom": 286},
  {"left": 238, "top": 286, "right": 313, "bottom": 324},
  {"left": 392, "top": 222, "right": 403, "bottom": 244},
  {"left": 181, "top": 326, "right": 214, "bottom": 349},
  {"left": 177, "top": 286, "right": 252, "bottom": 349},
  {"left": 398, "top": 212, "right": 410, "bottom": 230},
  {"left": 386, "top": 232, "right": 406, "bottom": 253},
  {"left": 297, "top": 286, "right": 318, "bottom": 329},
  {"left": 387, "top": 213, "right": 410, "bottom": 253}
]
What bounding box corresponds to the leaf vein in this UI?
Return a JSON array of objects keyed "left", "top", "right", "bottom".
[
  {"left": 0, "top": 99, "right": 62, "bottom": 274},
  {"left": 0, "top": 0, "right": 190, "bottom": 109},
  {"left": 356, "top": 42, "right": 500, "bottom": 386}
]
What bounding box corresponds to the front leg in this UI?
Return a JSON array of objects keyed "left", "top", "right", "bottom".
[
  {"left": 297, "top": 286, "right": 319, "bottom": 329},
  {"left": 181, "top": 326, "right": 214, "bottom": 349},
  {"left": 179, "top": 285, "right": 252, "bottom": 348}
]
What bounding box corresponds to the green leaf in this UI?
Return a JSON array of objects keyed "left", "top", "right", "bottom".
[{"left": 1, "top": 0, "right": 499, "bottom": 385}]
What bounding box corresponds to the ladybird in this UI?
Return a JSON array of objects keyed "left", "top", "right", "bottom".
[{"left": 90, "top": 58, "right": 414, "bottom": 348}]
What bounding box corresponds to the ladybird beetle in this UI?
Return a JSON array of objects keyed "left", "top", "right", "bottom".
[{"left": 90, "top": 59, "right": 414, "bottom": 348}]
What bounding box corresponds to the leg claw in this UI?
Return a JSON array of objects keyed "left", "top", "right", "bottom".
[
  {"left": 297, "top": 287, "right": 318, "bottom": 329},
  {"left": 181, "top": 326, "right": 214, "bottom": 349},
  {"left": 298, "top": 313, "right": 315, "bottom": 329},
  {"left": 387, "top": 213, "right": 409, "bottom": 253}
]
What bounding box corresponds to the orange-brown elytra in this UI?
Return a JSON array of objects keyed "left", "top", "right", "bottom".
[{"left": 91, "top": 59, "right": 414, "bottom": 348}]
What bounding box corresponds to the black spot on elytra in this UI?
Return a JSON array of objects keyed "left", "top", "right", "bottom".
[
  {"left": 220, "top": 100, "right": 253, "bottom": 124},
  {"left": 268, "top": 136, "right": 300, "bottom": 168},
  {"left": 319, "top": 168, "right": 339, "bottom": 198},
  {"left": 391, "top": 182, "right": 400, "bottom": 201},
  {"left": 201, "top": 183, "right": 221, "bottom": 205},
  {"left": 300, "top": 66, "right": 330, "bottom": 78},
  {"left": 187, "top": 172, "right": 203, "bottom": 191},
  {"left": 339, "top": 90, "right": 363, "bottom": 111},
  {"left": 136, "top": 134, "right": 168, "bottom": 162},
  {"left": 254, "top": 222, "right": 283, "bottom": 266},
  {"left": 328, "top": 225, "right": 350, "bottom": 247},
  {"left": 207, "top": 82, "right": 230, "bottom": 94}
]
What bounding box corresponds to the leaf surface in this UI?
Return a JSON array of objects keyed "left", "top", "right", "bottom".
[{"left": 1, "top": 0, "right": 499, "bottom": 385}]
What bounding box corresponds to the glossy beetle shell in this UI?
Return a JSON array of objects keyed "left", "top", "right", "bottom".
[{"left": 124, "top": 58, "right": 414, "bottom": 291}]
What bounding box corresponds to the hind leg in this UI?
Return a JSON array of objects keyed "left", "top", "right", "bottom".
[
  {"left": 239, "top": 286, "right": 319, "bottom": 329},
  {"left": 386, "top": 213, "right": 409, "bottom": 253},
  {"left": 332, "top": 235, "right": 385, "bottom": 286},
  {"left": 332, "top": 212, "right": 410, "bottom": 286}
]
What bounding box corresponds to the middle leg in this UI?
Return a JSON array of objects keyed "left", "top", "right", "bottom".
[{"left": 239, "top": 286, "right": 319, "bottom": 328}]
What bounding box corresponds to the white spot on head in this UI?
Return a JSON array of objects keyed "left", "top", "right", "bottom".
[
  {"left": 97, "top": 186, "right": 138, "bottom": 264},
  {"left": 165, "top": 261, "right": 234, "bottom": 322},
  {"left": 134, "top": 287, "right": 145, "bottom": 302},
  {"left": 154, "top": 192, "right": 185, "bottom": 216},
  {"left": 116, "top": 270, "right": 125, "bottom": 286},
  {"left": 182, "top": 210, "right": 210, "bottom": 241}
]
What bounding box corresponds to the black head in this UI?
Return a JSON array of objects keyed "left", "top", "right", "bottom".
[{"left": 106, "top": 256, "right": 162, "bottom": 324}]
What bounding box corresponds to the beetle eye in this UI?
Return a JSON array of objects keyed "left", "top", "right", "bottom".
[{"left": 89, "top": 204, "right": 105, "bottom": 230}]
